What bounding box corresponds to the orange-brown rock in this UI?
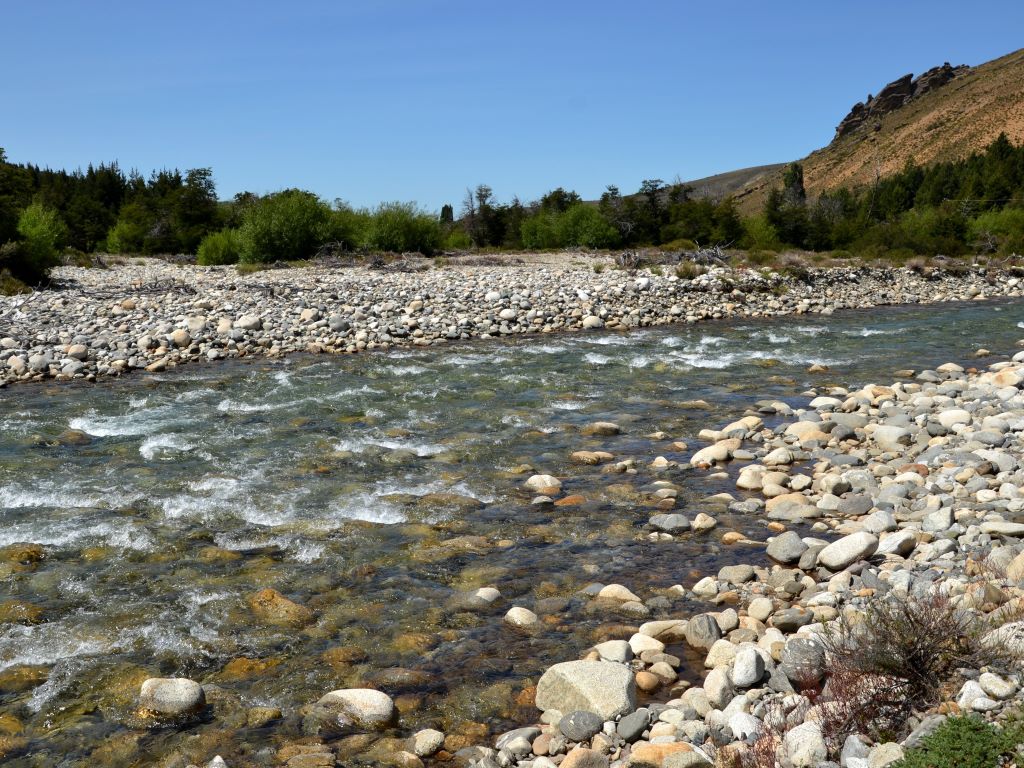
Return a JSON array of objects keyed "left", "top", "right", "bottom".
[{"left": 248, "top": 588, "right": 314, "bottom": 628}]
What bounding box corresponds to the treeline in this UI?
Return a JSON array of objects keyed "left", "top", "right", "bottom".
[
  {"left": 2, "top": 134, "right": 1024, "bottom": 289},
  {"left": 758, "top": 132, "right": 1024, "bottom": 257}
]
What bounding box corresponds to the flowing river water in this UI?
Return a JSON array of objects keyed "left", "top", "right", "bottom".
[{"left": 3, "top": 299, "right": 1024, "bottom": 766}]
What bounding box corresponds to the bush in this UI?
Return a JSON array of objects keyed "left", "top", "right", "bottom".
[
  {"left": 820, "top": 592, "right": 1008, "bottom": 741},
  {"left": 970, "top": 207, "right": 1024, "bottom": 256},
  {"left": 892, "top": 714, "right": 1024, "bottom": 768},
  {"left": 238, "top": 189, "right": 332, "bottom": 263},
  {"left": 0, "top": 203, "right": 67, "bottom": 284},
  {"left": 443, "top": 228, "right": 472, "bottom": 250},
  {"left": 742, "top": 215, "right": 782, "bottom": 251},
  {"left": 520, "top": 211, "right": 560, "bottom": 249},
  {"left": 363, "top": 202, "right": 442, "bottom": 255},
  {"left": 556, "top": 204, "right": 620, "bottom": 249},
  {"left": 197, "top": 228, "right": 242, "bottom": 265}
]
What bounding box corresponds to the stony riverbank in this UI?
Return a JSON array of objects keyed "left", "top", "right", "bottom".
[
  {"left": 126, "top": 343, "right": 1024, "bottom": 768},
  {"left": 1, "top": 259, "right": 1023, "bottom": 387},
  {"left": 445, "top": 350, "right": 1024, "bottom": 768}
]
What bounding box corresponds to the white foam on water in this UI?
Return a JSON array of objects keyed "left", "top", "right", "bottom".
[
  {"left": 584, "top": 352, "right": 610, "bottom": 365},
  {"left": 28, "top": 658, "right": 85, "bottom": 713},
  {"left": 629, "top": 355, "right": 653, "bottom": 369},
  {"left": 0, "top": 482, "right": 106, "bottom": 509},
  {"left": 0, "top": 620, "right": 110, "bottom": 674},
  {"left": 69, "top": 404, "right": 186, "bottom": 437},
  {"left": 587, "top": 335, "right": 632, "bottom": 346},
  {"left": 842, "top": 327, "right": 897, "bottom": 337},
  {"left": 139, "top": 433, "right": 195, "bottom": 460},
  {"left": 364, "top": 407, "right": 386, "bottom": 418},
  {"left": 793, "top": 325, "right": 829, "bottom": 336},
  {"left": 388, "top": 364, "right": 428, "bottom": 375},
  {"left": 334, "top": 436, "right": 445, "bottom": 457},
  {"left": 549, "top": 400, "right": 585, "bottom": 410},
  {"left": 274, "top": 369, "right": 293, "bottom": 386},
  {"left": 521, "top": 343, "right": 568, "bottom": 355},
  {"left": 326, "top": 493, "right": 406, "bottom": 524}
]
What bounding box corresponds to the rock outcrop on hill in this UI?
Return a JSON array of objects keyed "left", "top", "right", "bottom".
[{"left": 835, "top": 62, "right": 969, "bottom": 139}]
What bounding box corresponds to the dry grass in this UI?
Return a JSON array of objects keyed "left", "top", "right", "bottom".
[{"left": 735, "top": 47, "right": 1024, "bottom": 214}]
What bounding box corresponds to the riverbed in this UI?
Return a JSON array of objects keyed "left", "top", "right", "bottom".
[{"left": 2, "top": 298, "right": 1023, "bottom": 766}]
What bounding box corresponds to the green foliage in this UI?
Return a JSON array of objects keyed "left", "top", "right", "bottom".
[
  {"left": 237, "top": 189, "right": 333, "bottom": 263},
  {"left": 969, "top": 206, "right": 1024, "bottom": 255},
  {"left": 556, "top": 204, "right": 619, "bottom": 248},
  {"left": 892, "top": 715, "right": 1024, "bottom": 768},
  {"left": 742, "top": 215, "right": 782, "bottom": 251},
  {"left": 520, "top": 211, "right": 560, "bottom": 249},
  {"left": 197, "top": 228, "right": 242, "bottom": 265},
  {"left": 0, "top": 202, "right": 67, "bottom": 284},
  {"left": 327, "top": 204, "right": 371, "bottom": 250},
  {"left": 443, "top": 228, "right": 472, "bottom": 250},
  {"left": 363, "top": 202, "right": 442, "bottom": 255}
]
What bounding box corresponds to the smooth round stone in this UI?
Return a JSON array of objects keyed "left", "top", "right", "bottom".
[
  {"left": 315, "top": 688, "right": 396, "bottom": 729},
  {"left": 558, "top": 710, "right": 604, "bottom": 742},
  {"left": 139, "top": 677, "right": 206, "bottom": 716},
  {"left": 505, "top": 606, "right": 539, "bottom": 628},
  {"left": 410, "top": 729, "right": 445, "bottom": 757}
]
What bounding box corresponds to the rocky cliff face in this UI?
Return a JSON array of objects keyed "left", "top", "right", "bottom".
[{"left": 835, "top": 62, "right": 969, "bottom": 139}]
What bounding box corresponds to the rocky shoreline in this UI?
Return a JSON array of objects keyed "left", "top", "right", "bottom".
[
  {"left": 1, "top": 259, "right": 1023, "bottom": 387},
  {"left": 437, "top": 348, "right": 1024, "bottom": 768}
]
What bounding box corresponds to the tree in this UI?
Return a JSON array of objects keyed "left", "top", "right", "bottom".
[
  {"left": 782, "top": 162, "right": 806, "bottom": 205},
  {"left": 237, "top": 189, "right": 333, "bottom": 263},
  {"left": 2, "top": 202, "right": 67, "bottom": 284}
]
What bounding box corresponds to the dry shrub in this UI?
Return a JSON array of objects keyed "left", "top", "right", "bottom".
[{"left": 820, "top": 592, "right": 1011, "bottom": 742}]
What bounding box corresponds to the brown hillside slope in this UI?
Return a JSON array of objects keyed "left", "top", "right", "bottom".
[{"left": 735, "top": 47, "right": 1024, "bottom": 213}]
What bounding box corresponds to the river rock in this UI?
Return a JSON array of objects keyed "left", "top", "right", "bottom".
[
  {"left": 410, "top": 729, "right": 445, "bottom": 757},
  {"left": 562, "top": 746, "right": 609, "bottom": 768},
  {"left": 784, "top": 722, "right": 827, "bottom": 767},
  {"left": 535, "top": 661, "right": 636, "bottom": 719},
  {"left": 559, "top": 710, "right": 604, "bottom": 741},
  {"left": 766, "top": 531, "right": 808, "bottom": 563},
  {"left": 524, "top": 474, "right": 562, "bottom": 493},
  {"left": 817, "top": 532, "right": 878, "bottom": 571},
  {"left": 139, "top": 677, "right": 205, "bottom": 716},
  {"left": 314, "top": 688, "right": 396, "bottom": 730},
  {"left": 684, "top": 614, "right": 722, "bottom": 651},
  {"left": 248, "top": 588, "right": 314, "bottom": 627},
  {"left": 505, "top": 607, "right": 539, "bottom": 628},
  {"left": 731, "top": 645, "right": 765, "bottom": 688}
]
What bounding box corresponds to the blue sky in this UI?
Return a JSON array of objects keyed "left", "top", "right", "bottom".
[{"left": 3, "top": 1, "right": 1023, "bottom": 210}]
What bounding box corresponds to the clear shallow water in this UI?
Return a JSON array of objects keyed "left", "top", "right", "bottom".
[{"left": 2, "top": 299, "right": 1024, "bottom": 765}]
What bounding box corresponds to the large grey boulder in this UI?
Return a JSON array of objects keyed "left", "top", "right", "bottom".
[
  {"left": 818, "top": 532, "right": 878, "bottom": 571},
  {"left": 535, "top": 661, "right": 636, "bottom": 719}
]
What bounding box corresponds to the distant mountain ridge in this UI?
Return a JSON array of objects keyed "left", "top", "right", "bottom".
[{"left": 681, "top": 47, "right": 1024, "bottom": 213}]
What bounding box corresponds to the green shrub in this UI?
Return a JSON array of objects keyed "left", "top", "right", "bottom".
[
  {"left": 0, "top": 203, "right": 67, "bottom": 284},
  {"left": 893, "top": 714, "right": 1024, "bottom": 768},
  {"left": 237, "top": 189, "right": 332, "bottom": 263},
  {"left": 556, "top": 204, "right": 620, "bottom": 249},
  {"left": 363, "top": 202, "right": 442, "bottom": 255},
  {"left": 443, "top": 228, "right": 472, "bottom": 250},
  {"left": 326, "top": 205, "right": 371, "bottom": 251},
  {"left": 970, "top": 207, "right": 1024, "bottom": 255},
  {"left": 742, "top": 215, "right": 782, "bottom": 251},
  {"left": 520, "top": 211, "right": 560, "bottom": 249},
  {"left": 197, "top": 228, "right": 242, "bottom": 265}
]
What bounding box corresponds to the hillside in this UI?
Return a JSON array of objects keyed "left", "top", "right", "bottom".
[{"left": 731, "top": 46, "right": 1024, "bottom": 212}]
